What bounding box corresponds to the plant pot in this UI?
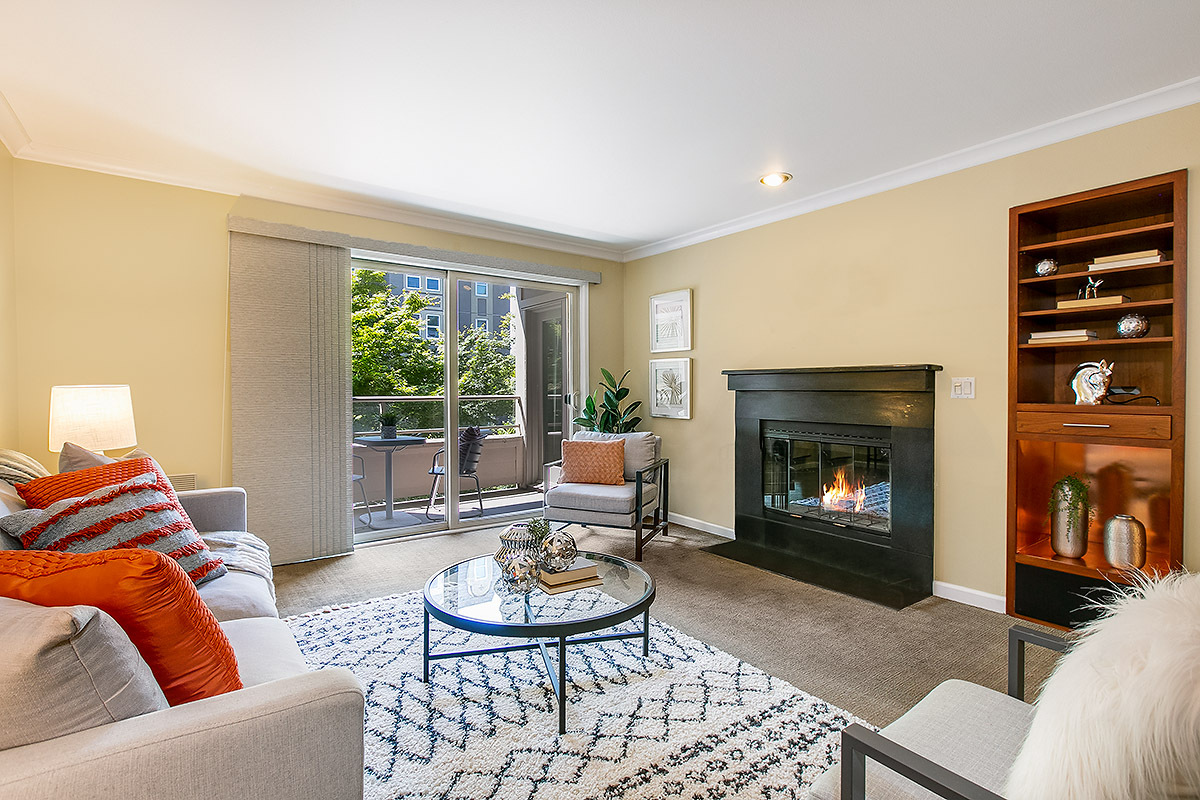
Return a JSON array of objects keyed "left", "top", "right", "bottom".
[
  {"left": 1104, "top": 514, "right": 1146, "bottom": 569},
  {"left": 1050, "top": 488, "right": 1088, "bottom": 559},
  {"left": 381, "top": 425, "right": 397, "bottom": 439}
]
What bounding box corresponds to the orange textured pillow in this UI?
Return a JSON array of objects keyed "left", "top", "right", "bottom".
[
  {"left": 18, "top": 457, "right": 189, "bottom": 515},
  {"left": 0, "top": 549, "right": 242, "bottom": 705},
  {"left": 561, "top": 439, "right": 626, "bottom": 485}
]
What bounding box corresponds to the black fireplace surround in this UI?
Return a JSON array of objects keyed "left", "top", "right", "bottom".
[{"left": 708, "top": 365, "right": 941, "bottom": 608}]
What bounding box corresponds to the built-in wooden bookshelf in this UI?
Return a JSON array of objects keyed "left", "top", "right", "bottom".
[{"left": 1007, "top": 171, "right": 1186, "bottom": 629}]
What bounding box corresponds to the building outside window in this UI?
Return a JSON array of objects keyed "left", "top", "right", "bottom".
[
  {"left": 405, "top": 275, "right": 421, "bottom": 290},
  {"left": 426, "top": 277, "right": 440, "bottom": 292},
  {"left": 426, "top": 314, "right": 440, "bottom": 338},
  {"left": 474, "top": 318, "right": 488, "bottom": 331},
  {"left": 475, "top": 282, "right": 488, "bottom": 297}
]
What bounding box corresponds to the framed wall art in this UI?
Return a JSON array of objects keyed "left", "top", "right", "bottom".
[
  {"left": 649, "top": 288, "right": 692, "bottom": 353},
  {"left": 649, "top": 358, "right": 691, "bottom": 419}
]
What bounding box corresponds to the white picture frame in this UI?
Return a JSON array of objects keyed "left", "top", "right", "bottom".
[
  {"left": 649, "top": 288, "right": 692, "bottom": 353},
  {"left": 649, "top": 358, "right": 691, "bottom": 419}
]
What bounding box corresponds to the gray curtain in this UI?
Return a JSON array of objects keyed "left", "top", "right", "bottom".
[{"left": 229, "top": 232, "right": 352, "bottom": 564}]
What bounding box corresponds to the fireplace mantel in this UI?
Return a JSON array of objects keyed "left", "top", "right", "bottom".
[{"left": 710, "top": 364, "right": 942, "bottom": 608}]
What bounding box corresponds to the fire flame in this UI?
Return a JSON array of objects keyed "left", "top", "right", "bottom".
[{"left": 822, "top": 468, "right": 866, "bottom": 513}]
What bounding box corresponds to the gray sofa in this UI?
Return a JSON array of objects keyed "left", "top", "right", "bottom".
[{"left": 0, "top": 486, "right": 365, "bottom": 800}]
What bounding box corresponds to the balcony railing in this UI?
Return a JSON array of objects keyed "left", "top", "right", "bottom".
[{"left": 352, "top": 394, "right": 525, "bottom": 438}]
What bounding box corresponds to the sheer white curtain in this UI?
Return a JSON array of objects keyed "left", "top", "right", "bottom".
[{"left": 229, "top": 231, "right": 352, "bottom": 564}]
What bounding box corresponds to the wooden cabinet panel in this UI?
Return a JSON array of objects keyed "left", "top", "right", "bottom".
[{"left": 1016, "top": 411, "right": 1170, "bottom": 439}]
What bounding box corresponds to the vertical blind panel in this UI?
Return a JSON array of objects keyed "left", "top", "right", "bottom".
[{"left": 229, "top": 232, "right": 352, "bottom": 564}]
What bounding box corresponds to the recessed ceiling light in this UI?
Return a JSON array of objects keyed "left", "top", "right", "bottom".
[{"left": 759, "top": 172, "right": 792, "bottom": 187}]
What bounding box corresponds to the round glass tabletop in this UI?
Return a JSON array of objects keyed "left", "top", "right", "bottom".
[{"left": 423, "top": 551, "right": 655, "bottom": 637}]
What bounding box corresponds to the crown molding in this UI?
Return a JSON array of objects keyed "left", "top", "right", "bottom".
[
  {"left": 0, "top": 90, "right": 32, "bottom": 156},
  {"left": 623, "top": 75, "right": 1200, "bottom": 262},
  {"left": 7, "top": 140, "right": 625, "bottom": 263}
]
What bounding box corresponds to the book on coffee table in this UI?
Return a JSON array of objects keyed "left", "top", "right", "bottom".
[
  {"left": 539, "top": 575, "right": 604, "bottom": 595},
  {"left": 539, "top": 558, "right": 600, "bottom": 586}
]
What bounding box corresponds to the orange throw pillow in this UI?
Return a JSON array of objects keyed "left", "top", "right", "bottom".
[
  {"left": 18, "top": 457, "right": 189, "bottom": 515},
  {"left": 561, "top": 439, "right": 626, "bottom": 485},
  {"left": 0, "top": 549, "right": 242, "bottom": 705}
]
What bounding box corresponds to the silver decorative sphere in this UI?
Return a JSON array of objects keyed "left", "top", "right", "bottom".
[
  {"left": 539, "top": 529, "right": 579, "bottom": 572},
  {"left": 495, "top": 522, "right": 538, "bottom": 566},
  {"left": 1034, "top": 258, "right": 1059, "bottom": 277},
  {"left": 502, "top": 552, "right": 540, "bottom": 594},
  {"left": 1116, "top": 313, "right": 1150, "bottom": 339}
]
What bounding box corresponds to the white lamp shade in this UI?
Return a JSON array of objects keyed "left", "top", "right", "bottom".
[{"left": 48, "top": 385, "right": 138, "bottom": 453}]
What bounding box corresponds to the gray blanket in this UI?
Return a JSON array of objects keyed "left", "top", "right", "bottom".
[{"left": 201, "top": 531, "right": 275, "bottom": 600}]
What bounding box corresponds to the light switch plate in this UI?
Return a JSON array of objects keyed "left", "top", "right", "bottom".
[{"left": 950, "top": 377, "right": 975, "bottom": 399}]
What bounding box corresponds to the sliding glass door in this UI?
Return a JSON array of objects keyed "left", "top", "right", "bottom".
[{"left": 351, "top": 259, "right": 577, "bottom": 542}]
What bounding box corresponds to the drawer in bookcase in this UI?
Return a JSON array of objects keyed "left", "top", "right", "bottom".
[{"left": 1016, "top": 412, "right": 1171, "bottom": 440}]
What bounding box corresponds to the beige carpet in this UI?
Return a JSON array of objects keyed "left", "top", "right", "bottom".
[{"left": 274, "top": 523, "right": 1060, "bottom": 726}]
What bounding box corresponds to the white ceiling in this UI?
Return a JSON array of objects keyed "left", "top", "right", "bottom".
[{"left": 2, "top": 1, "right": 1200, "bottom": 261}]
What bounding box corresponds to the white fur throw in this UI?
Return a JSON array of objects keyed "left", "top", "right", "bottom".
[{"left": 1005, "top": 572, "right": 1200, "bottom": 799}]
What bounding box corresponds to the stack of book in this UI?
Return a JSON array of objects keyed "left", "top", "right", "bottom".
[
  {"left": 539, "top": 559, "right": 603, "bottom": 594},
  {"left": 1028, "top": 329, "right": 1098, "bottom": 344},
  {"left": 1056, "top": 294, "right": 1129, "bottom": 310},
  {"left": 1088, "top": 250, "right": 1164, "bottom": 271}
]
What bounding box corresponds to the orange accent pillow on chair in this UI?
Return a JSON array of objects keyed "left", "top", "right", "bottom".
[
  {"left": 561, "top": 439, "right": 626, "bottom": 485},
  {"left": 0, "top": 548, "right": 242, "bottom": 705}
]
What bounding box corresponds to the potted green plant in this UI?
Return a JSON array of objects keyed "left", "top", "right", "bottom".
[
  {"left": 573, "top": 368, "right": 642, "bottom": 433},
  {"left": 377, "top": 406, "right": 400, "bottom": 439},
  {"left": 1048, "top": 474, "right": 1090, "bottom": 558}
]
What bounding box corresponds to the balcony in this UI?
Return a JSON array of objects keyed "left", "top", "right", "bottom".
[{"left": 352, "top": 395, "right": 545, "bottom": 534}]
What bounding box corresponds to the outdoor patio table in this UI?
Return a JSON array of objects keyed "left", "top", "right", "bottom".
[{"left": 353, "top": 435, "right": 425, "bottom": 520}]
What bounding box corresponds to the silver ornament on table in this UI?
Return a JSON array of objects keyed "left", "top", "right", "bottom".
[
  {"left": 495, "top": 522, "right": 539, "bottom": 566},
  {"left": 501, "top": 552, "right": 540, "bottom": 594},
  {"left": 1104, "top": 514, "right": 1147, "bottom": 569},
  {"left": 1034, "top": 258, "right": 1058, "bottom": 277},
  {"left": 1070, "top": 360, "right": 1114, "bottom": 405},
  {"left": 1116, "top": 313, "right": 1150, "bottom": 339},
  {"left": 539, "top": 528, "right": 579, "bottom": 572}
]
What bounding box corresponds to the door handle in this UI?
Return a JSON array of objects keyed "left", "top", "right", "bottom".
[{"left": 1062, "top": 422, "right": 1110, "bottom": 428}]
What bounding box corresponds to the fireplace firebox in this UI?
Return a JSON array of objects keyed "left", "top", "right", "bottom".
[{"left": 711, "top": 365, "right": 941, "bottom": 608}]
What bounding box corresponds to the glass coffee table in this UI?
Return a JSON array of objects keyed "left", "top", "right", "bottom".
[{"left": 423, "top": 551, "right": 655, "bottom": 733}]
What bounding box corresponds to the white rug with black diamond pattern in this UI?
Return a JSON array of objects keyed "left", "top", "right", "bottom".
[{"left": 286, "top": 591, "right": 863, "bottom": 800}]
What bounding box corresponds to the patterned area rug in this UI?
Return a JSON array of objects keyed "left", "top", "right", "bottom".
[{"left": 287, "top": 592, "right": 863, "bottom": 800}]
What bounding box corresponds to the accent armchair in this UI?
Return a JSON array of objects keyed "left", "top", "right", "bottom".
[{"left": 543, "top": 431, "right": 669, "bottom": 560}]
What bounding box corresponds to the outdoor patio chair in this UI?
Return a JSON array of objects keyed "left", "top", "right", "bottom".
[
  {"left": 351, "top": 444, "right": 374, "bottom": 529},
  {"left": 543, "top": 430, "right": 669, "bottom": 560},
  {"left": 425, "top": 426, "right": 488, "bottom": 520}
]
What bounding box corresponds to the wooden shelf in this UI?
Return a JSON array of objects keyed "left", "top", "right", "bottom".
[
  {"left": 1017, "top": 222, "right": 1173, "bottom": 253},
  {"left": 1019, "top": 335, "right": 1172, "bottom": 349},
  {"left": 1017, "top": 261, "right": 1173, "bottom": 287},
  {"left": 1018, "top": 298, "right": 1172, "bottom": 319},
  {"left": 1016, "top": 403, "right": 1173, "bottom": 415},
  {"left": 1015, "top": 537, "right": 1174, "bottom": 583}
]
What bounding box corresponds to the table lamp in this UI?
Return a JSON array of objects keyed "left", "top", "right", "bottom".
[{"left": 48, "top": 385, "right": 138, "bottom": 453}]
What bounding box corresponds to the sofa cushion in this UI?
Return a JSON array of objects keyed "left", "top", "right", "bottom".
[
  {"left": 573, "top": 431, "right": 659, "bottom": 480},
  {"left": 0, "top": 448, "right": 51, "bottom": 485},
  {"left": 221, "top": 617, "right": 309, "bottom": 687},
  {"left": 808, "top": 679, "right": 1034, "bottom": 800},
  {"left": 0, "top": 548, "right": 243, "bottom": 706},
  {"left": 57, "top": 440, "right": 163, "bottom": 474},
  {"left": 0, "top": 480, "right": 25, "bottom": 550},
  {"left": 0, "top": 596, "right": 168, "bottom": 749},
  {"left": 560, "top": 439, "right": 626, "bottom": 485},
  {"left": 546, "top": 480, "right": 658, "bottom": 515},
  {"left": 3, "top": 470, "right": 226, "bottom": 586},
  {"left": 199, "top": 569, "right": 279, "bottom": 622}
]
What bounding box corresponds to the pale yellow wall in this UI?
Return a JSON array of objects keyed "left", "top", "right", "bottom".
[
  {"left": 9, "top": 164, "right": 622, "bottom": 488},
  {"left": 0, "top": 145, "right": 19, "bottom": 446},
  {"left": 624, "top": 103, "right": 1200, "bottom": 597}
]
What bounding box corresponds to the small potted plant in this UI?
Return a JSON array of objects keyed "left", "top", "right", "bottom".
[
  {"left": 377, "top": 407, "right": 399, "bottom": 439},
  {"left": 1048, "top": 474, "right": 1090, "bottom": 558}
]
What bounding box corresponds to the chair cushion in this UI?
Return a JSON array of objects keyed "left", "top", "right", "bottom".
[
  {"left": 1005, "top": 572, "right": 1200, "bottom": 800},
  {"left": 573, "top": 431, "right": 658, "bottom": 480},
  {"left": 808, "top": 679, "right": 1034, "bottom": 800},
  {"left": 221, "top": 617, "right": 309, "bottom": 687},
  {"left": 561, "top": 439, "right": 626, "bottom": 485},
  {"left": 0, "top": 548, "right": 243, "bottom": 706},
  {"left": 546, "top": 480, "right": 658, "bottom": 515},
  {"left": 3, "top": 469, "right": 226, "bottom": 586},
  {"left": 0, "top": 596, "right": 168, "bottom": 750}
]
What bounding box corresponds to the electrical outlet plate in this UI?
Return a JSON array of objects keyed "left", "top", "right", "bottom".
[{"left": 950, "top": 377, "right": 975, "bottom": 399}]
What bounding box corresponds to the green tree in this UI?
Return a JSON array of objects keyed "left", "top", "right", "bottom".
[{"left": 456, "top": 312, "right": 516, "bottom": 429}]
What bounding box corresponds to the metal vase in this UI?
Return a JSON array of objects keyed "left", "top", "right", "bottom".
[
  {"left": 1103, "top": 514, "right": 1146, "bottom": 569},
  {"left": 495, "top": 522, "right": 539, "bottom": 566},
  {"left": 1050, "top": 489, "right": 1088, "bottom": 559}
]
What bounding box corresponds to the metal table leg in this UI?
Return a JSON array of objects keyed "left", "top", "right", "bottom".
[
  {"left": 423, "top": 608, "right": 430, "bottom": 682},
  {"left": 558, "top": 637, "right": 567, "bottom": 734},
  {"left": 643, "top": 608, "right": 651, "bottom": 656},
  {"left": 383, "top": 449, "right": 395, "bottom": 520}
]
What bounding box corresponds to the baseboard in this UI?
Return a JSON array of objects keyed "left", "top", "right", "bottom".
[
  {"left": 668, "top": 512, "right": 735, "bottom": 539},
  {"left": 933, "top": 581, "right": 1006, "bottom": 614}
]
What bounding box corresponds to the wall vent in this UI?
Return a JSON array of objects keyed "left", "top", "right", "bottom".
[{"left": 167, "top": 473, "right": 198, "bottom": 492}]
